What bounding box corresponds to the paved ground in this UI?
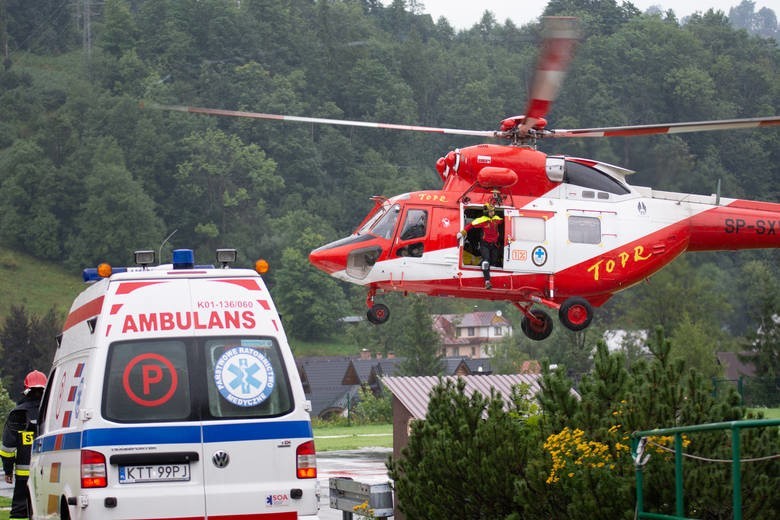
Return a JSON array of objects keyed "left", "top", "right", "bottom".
[
  {"left": 317, "top": 448, "right": 393, "bottom": 519},
  {"left": 2, "top": 448, "right": 394, "bottom": 518},
  {"left": 0, "top": 479, "right": 11, "bottom": 498}
]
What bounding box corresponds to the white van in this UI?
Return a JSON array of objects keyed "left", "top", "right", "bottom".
[{"left": 29, "top": 249, "right": 320, "bottom": 519}]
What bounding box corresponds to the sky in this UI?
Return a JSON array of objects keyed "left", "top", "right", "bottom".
[{"left": 403, "top": 1, "right": 772, "bottom": 29}]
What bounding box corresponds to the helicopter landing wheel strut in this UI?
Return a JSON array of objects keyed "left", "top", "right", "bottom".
[
  {"left": 367, "top": 304, "right": 390, "bottom": 325},
  {"left": 559, "top": 297, "right": 593, "bottom": 331},
  {"left": 520, "top": 309, "right": 553, "bottom": 341}
]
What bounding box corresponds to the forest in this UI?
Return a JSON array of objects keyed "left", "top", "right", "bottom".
[{"left": 0, "top": 0, "right": 778, "bottom": 394}]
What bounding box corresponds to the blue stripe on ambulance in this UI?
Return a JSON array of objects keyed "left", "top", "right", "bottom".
[
  {"left": 203, "top": 420, "right": 312, "bottom": 442},
  {"left": 35, "top": 421, "right": 312, "bottom": 452}
]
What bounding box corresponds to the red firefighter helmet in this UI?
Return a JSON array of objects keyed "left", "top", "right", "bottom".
[{"left": 24, "top": 370, "right": 47, "bottom": 390}]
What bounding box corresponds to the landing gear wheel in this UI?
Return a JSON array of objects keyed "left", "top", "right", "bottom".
[
  {"left": 559, "top": 297, "right": 593, "bottom": 331},
  {"left": 366, "top": 304, "right": 390, "bottom": 325},
  {"left": 521, "top": 309, "right": 553, "bottom": 341}
]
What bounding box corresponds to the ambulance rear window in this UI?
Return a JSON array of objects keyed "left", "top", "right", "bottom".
[
  {"left": 103, "top": 340, "right": 193, "bottom": 423},
  {"left": 204, "top": 338, "right": 293, "bottom": 418},
  {"left": 103, "top": 337, "right": 293, "bottom": 423}
]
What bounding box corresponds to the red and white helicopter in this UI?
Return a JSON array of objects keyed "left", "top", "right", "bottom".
[{"left": 150, "top": 17, "right": 780, "bottom": 340}]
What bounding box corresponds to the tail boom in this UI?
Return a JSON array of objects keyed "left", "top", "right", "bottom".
[{"left": 687, "top": 200, "right": 780, "bottom": 251}]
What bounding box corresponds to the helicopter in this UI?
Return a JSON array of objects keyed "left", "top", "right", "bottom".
[{"left": 147, "top": 17, "right": 780, "bottom": 341}]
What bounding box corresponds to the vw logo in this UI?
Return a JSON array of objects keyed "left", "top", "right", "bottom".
[{"left": 212, "top": 450, "right": 230, "bottom": 469}]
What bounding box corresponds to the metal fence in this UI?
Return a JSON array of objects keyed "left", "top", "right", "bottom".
[
  {"left": 631, "top": 419, "right": 780, "bottom": 520},
  {"left": 712, "top": 377, "right": 779, "bottom": 407}
]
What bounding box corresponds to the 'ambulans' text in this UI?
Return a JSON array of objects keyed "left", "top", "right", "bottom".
[{"left": 122, "top": 311, "right": 256, "bottom": 333}]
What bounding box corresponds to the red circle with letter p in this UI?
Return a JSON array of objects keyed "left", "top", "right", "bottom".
[{"left": 122, "top": 353, "right": 178, "bottom": 407}]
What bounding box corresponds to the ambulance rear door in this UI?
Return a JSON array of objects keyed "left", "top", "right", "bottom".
[
  {"left": 189, "top": 277, "right": 318, "bottom": 518},
  {"left": 100, "top": 276, "right": 208, "bottom": 519}
]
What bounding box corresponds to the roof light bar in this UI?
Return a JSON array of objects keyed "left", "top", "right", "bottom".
[{"left": 81, "top": 248, "right": 244, "bottom": 281}]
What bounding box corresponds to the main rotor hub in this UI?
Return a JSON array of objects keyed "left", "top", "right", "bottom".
[{"left": 499, "top": 115, "right": 547, "bottom": 132}]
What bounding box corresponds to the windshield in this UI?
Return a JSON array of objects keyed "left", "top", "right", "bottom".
[{"left": 358, "top": 203, "right": 400, "bottom": 239}]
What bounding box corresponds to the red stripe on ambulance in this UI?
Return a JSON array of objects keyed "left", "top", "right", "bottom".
[
  {"left": 62, "top": 296, "right": 104, "bottom": 332},
  {"left": 115, "top": 280, "right": 167, "bottom": 294}
]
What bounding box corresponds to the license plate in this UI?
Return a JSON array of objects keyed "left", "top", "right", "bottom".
[{"left": 118, "top": 463, "right": 190, "bottom": 484}]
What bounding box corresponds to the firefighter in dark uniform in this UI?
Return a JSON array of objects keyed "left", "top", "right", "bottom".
[{"left": 1, "top": 370, "right": 47, "bottom": 520}]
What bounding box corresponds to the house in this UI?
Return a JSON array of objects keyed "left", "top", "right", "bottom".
[
  {"left": 298, "top": 353, "right": 497, "bottom": 419},
  {"left": 716, "top": 352, "right": 757, "bottom": 380},
  {"left": 342, "top": 351, "right": 403, "bottom": 395},
  {"left": 381, "top": 373, "right": 543, "bottom": 462},
  {"left": 296, "top": 356, "right": 355, "bottom": 419},
  {"left": 433, "top": 311, "right": 512, "bottom": 358}
]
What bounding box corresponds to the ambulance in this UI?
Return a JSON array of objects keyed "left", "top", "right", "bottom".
[{"left": 29, "top": 249, "right": 320, "bottom": 519}]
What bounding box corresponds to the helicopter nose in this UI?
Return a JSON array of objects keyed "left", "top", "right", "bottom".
[{"left": 309, "top": 244, "right": 347, "bottom": 275}]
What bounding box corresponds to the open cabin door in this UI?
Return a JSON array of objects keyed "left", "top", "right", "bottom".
[{"left": 503, "top": 208, "right": 556, "bottom": 274}]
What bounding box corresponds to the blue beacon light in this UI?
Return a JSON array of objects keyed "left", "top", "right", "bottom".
[{"left": 172, "top": 249, "right": 195, "bottom": 269}]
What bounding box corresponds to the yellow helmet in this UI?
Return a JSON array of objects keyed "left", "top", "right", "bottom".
[{"left": 484, "top": 203, "right": 495, "bottom": 212}]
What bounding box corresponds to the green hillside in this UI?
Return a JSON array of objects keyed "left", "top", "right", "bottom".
[{"left": 0, "top": 248, "right": 85, "bottom": 321}]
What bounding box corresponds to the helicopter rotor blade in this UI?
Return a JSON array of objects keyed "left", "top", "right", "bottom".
[
  {"left": 518, "top": 16, "right": 581, "bottom": 135},
  {"left": 549, "top": 116, "right": 780, "bottom": 138},
  {"left": 142, "top": 102, "right": 499, "bottom": 139}
]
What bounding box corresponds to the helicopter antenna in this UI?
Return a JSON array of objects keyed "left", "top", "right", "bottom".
[{"left": 715, "top": 179, "right": 721, "bottom": 206}]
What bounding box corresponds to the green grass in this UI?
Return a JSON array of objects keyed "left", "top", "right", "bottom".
[
  {"left": 0, "top": 248, "right": 84, "bottom": 320},
  {"left": 313, "top": 423, "right": 392, "bottom": 452},
  {"left": 750, "top": 407, "right": 780, "bottom": 420},
  {"left": 0, "top": 496, "right": 9, "bottom": 520},
  {"left": 290, "top": 337, "right": 360, "bottom": 357}
]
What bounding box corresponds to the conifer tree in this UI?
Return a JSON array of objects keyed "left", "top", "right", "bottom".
[
  {"left": 396, "top": 295, "right": 442, "bottom": 376},
  {"left": 388, "top": 378, "right": 535, "bottom": 519}
]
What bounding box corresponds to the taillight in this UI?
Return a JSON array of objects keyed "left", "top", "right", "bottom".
[
  {"left": 81, "top": 449, "right": 107, "bottom": 488},
  {"left": 296, "top": 440, "right": 317, "bottom": 479}
]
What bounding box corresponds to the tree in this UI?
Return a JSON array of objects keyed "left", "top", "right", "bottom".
[
  {"left": 272, "top": 228, "right": 348, "bottom": 341},
  {"left": 65, "top": 138, "right": 165, "bottom": 267},
  {"left": 0, "top": 305, "right": 60, "bottom": 395},
  {"left": 0, "top": 141, "right": 62, "bottom": 259},
  {"left": 388, "top": 378, "right": 538, "bottom": 519},
  {"left": 669, "top": 313, "right": 723, "bottom": 380},
  {"left": 352, "top": 384, "right": 392, "bottom": 424},
  {"left": 98, "top": 0, "right": 139, "bottom": 58},
  {"left": 525, "top": 330, "right": 779, "bottom": 519},
  {"left": 729, "top": 1, "right": 779, "bottom": 40},
  {"left": 487, "top": 334, "right": 531, "bottom": 374},
  {"left": 395, "top": 295, "right": 442, "bottom": 376},
  {"left": 171, "top": 128, "right": 283, "bottom": 253}
]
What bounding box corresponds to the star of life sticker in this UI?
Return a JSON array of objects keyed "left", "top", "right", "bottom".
[
  {"left": 532, "top": 246, "right": 548, "bottom": 267},
  {"left": 214, "top": 346, "right": 275, "bottom": 407}
]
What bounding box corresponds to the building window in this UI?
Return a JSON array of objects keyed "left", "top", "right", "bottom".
[
  {"left": 467, "top": 327, "right": 475, "bottom": 337},
  {"left": 494, "top": 326, "right": 503, "bottom": 336}
]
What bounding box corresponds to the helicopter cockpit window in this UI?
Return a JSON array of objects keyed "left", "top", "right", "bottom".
[
  {"left": 400, "top": 209, "right": 428, "bottom": 240},
  {"left": 369, "top": 204, "right": 401, "bottom": 240},
  {"left": 564, "top": 161, "right": 630, "bottom": 195},
  {"left": 357, "top": 204, "right": 389, "bottom": 235}
]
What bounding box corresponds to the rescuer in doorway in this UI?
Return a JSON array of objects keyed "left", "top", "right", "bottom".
[
  {"left": 459, "top": 203, "right": 503, "bottom": 289},
  {"left": 1, "top": 370, "right": 47, "bottom": 520}
]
